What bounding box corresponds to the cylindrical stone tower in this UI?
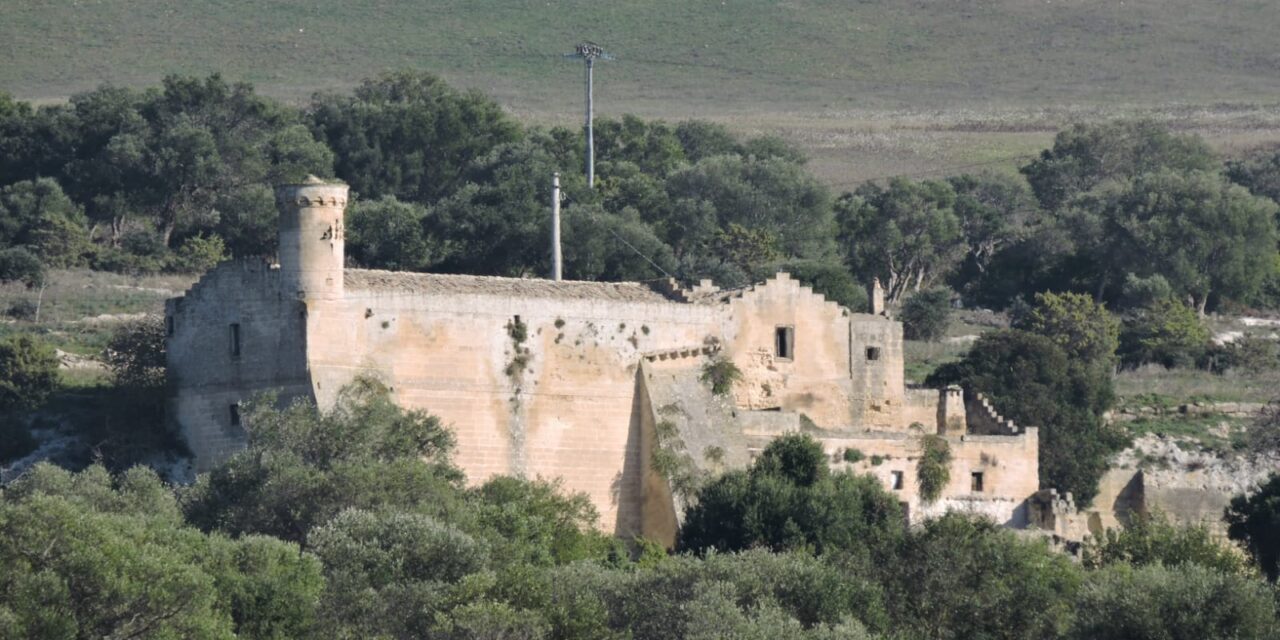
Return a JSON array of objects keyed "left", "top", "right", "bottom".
[{"left": 275, "top": 176, "right": 348, "bottom": 301}]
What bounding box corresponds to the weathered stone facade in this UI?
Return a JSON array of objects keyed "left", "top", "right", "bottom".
[{"left": 166, "top": 178, "right": 1042, "bottom": 542}]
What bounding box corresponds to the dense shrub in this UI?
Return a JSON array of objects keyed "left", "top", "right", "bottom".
[
  {"left": 1118, "top": 298, "right": 1211, "bottom": 368},
  {"left": 182, "top": 377, "right": 464, "bottom": 543},
  {"left": 881, "top": 514, "right": 1082, "bottom": 640},
  {"left": 899, "top": 287, "right": 953, "bottom": 341},
  {"left": 0, "top": 464, "right": 324, "bottom": 639},
  {"left": 1226, "top": 473, "right": 1280, "bottom": 582},
  {"left": 0, "top": 247, "right": 44, "bottom": 287},
  {"left": 916, "top": 434, "right": 952, "bottom": 503},
  {"left": 170, "top": 233, "right": 227, "bottom": 273},
  {"left": 700, "top": 357, "right": 742, "bottom": 396},
  {"left": 928, "top": 330, "right": 1124, "bottom": 506},
  {"left": 680, "top": 434, "right": 904, "bottom": 558},
  {"left": 1083, "top": 511, "right": 1253, "bottom": 576},
  {"left": 1016, "top": 291, "right": 1120, "bottom": 363},
  {"left": 1069, "top": 563, "right": 1279, "bottom": 640},
  {"left": 0, "top": 333, "right": 59, "bottom": 412}
]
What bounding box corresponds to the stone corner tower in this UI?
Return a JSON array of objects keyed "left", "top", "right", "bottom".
[{"left": 275, "top": 176, "right": 349, "bottom": 301}]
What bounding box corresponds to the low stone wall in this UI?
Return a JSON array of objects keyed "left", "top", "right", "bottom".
[{"left": 1109, "top": 401, "right": 1267, "bottom": 422}]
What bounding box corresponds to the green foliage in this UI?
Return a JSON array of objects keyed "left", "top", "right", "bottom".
[
  {"left": 838, "top": 178, "right": 964, "bottom": 304},
  {"left": 0, "top": 247, "right": 44, "bottom": 287},
  {"left": 754, "top": 433, "right": 830, "bottom": 487},
  {"left": 1217, "top": 333, "right": 1280, "bottom": 374},
  {"left": 469, "top": 476, "right": 620, "bottom": 568},
  {"left": 503, "top": 549, "right": 888, "bottom": 639},
  {"left": 1017, "top": 291, "right": 1120, "bottom": 363},
  {"left": 170, "top": 233, "right": 227, "bottom": 273},
  {"left": 1119, "top": 273, "right": 1175, "bottom": 310},
  {"left": 700, "top": 357, "right": 742, "bottom": 396},
  {"left": 562, "top": 204, "right": 678, "bottom": 282},
  {"left": 1022, "top": 120, "right": 1218, "bottom": 211},
  {"left": 1226, "top": 147, "right": 1280, "bottom": 205},
  {"left": 1226, "top": 473, "right": 1280, "bottom": 582},
  {"left": 0, "top": 333, "right": 59, "bottom": 412},
  {"left": 1118, "top": 298, "right": 1212, "bottom": 368},
  {"left": 309, "top": 71, "right": 520, "bottom": 205},
  {"left": 881, "top": 514, "right": 1082, "bottom": 640},
  {"left": 916, "top": 434, "right": 952, "bottom": 503},
  {"left": 662, "top": 153, "right": 837, "bottom": 286},
  {"left": 946, "top": 172, "right": 1041, "bottom": 299},
  {"left": 103, "top": 314, "right": 166, "bottom": 390},
  {"left": 182, "top": 377, "right": 463, "bottom": 544},
  {"left": 842, "top": 448, "right": 865, "bottom": 464},
  {"left": 1083, "top": 511, "right": 1253, "bottom": 576},
  {"left": 899, "top": 287, "right": 953, "bottom": 341},
  {"left": 1068, "top": 563, "right": 1279, "bottom": 640},
  {"left": 1068, "top": 169, "right": 1278, "bottom": 311},
  {"left": 680, "top": 435, "right": 904, "bottom": 558},
  {"left": 928, "top": 330, "right": 1125, "bottom": 506},
  {"left": 346, "top": 196, "right": 434, "bottom": 271},
  {"left": 308, "top": 508, "right": 490, "bottom": 638},
  {"left": 0, "top": 178, "right": 89, "bottom": 267},
  {"left": 0, "top": 464, "right": 324, "bottom": 640}
]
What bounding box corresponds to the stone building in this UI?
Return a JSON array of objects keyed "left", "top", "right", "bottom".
[{"left": 166, "top": 177, "right": 1041, "bottom": 544}]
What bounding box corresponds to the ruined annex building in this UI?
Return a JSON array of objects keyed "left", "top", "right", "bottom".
[{"left": 166, "top": 178, "right": 1040, "bottom": 544}]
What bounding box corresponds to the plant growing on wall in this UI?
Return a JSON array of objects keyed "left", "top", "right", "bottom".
[
  {"left": 700, "top": 357, "right": 742, "bottom": 396},
  {"left": 651, "top": 420, "right": 703, "bottom": 500},
  {"left": 917, "top": 434, "right": 952, "bottom": 504},
  {"left": 504, "top": 316, "right": 530, "bottom": 378}
]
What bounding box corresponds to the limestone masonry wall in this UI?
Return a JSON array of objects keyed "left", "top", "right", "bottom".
[{"left": 167, "top": 178, "right": 1046, "bottom": 540}]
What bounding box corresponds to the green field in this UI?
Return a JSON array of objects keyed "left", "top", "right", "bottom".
[{"left": 5, "top": 0, "right": 1280, "bottom": 187}]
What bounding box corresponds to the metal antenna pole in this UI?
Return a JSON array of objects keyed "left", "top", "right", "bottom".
[
  {"left": 564, "top": 42, "right": 612, "bottom": 189},
  {"left": 551, "top": 172, "right": 563, "bottom": 281}
]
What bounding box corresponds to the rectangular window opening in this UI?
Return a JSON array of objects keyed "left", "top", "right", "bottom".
[
  {"left": 230, "top": 323, "right": 241, "bottom": 358},
  {"left": 865, "top": 346, "right": 881, "bottom": 361},
  {"left": 229, "top": 403, "right": 241, "bottom": 428},
  {"left": 891, "top": 470, "right": 904, "bottom": 491},
  {"left": 971, "top": 472, "right": 985, "bottom": 493},
  {"left": 166, "top": 316, "right": 175, "bottom": 336},
  {"left": 774, "top": 326, "right": 795, "bottom": 360}
]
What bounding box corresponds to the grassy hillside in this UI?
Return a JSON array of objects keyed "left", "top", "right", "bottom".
[
  {"left": 5, "top": 0, "right": 1280, "bottom": 185},
  {"left": 6, "top": 0, "right": 1280, "bottom": 108}
]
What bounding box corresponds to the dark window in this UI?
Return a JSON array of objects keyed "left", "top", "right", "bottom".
[
  {"left": 971, "top": 471, "right": 984, "bottom": 493},
  {"left": 166, "top": 316, "right": 175, "bottom": 336},
  {"left": 775, "top": 326, "right": 795, "bottom": 360},
  {"left": 891, "top": 470, "right": 904, "bottom": 491},
  {"left": 230, "top": 323, "right": 241, "bottom": 358},
  {"left": 229, "top": 404, "right": 241, "bottom": 427},
  {"left": 866, "top": 346, "right": 881, "bottom": 361}
]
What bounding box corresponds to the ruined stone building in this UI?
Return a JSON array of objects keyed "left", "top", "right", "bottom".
[{"left": 166, "top": 178, "right": 1041, "bottom": 544}]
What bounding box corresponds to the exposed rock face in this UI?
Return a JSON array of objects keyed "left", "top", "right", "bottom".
[{"left": 1114, "top": 434, "right": 1280, "bottom": 529}]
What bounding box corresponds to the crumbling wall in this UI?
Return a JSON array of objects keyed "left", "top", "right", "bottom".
[
  {"left": 724, "top": 273, "right": 857, "bottom": 428},
  {"left": 818, "top": 427, "right": 1039, "bottom": 527},
  {"left": 165, "top": 259, "right": 312, "bottom": 471}
]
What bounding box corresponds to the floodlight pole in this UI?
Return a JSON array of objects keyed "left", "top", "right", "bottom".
[
  {"left": 565, "top": 42, "right": 611, "bottom": 189},
  {"left": 584, "top": 56, "right": 595, "bottom": 189}
]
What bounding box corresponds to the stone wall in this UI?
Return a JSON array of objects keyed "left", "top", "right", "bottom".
[
  {"left": 165, "top": 259, "right": 313, "bottom": 470},
  {"left": 723, "top": 274, "right": 856, "bottom": 428},
  {"left": 819, "top": 427, "right": 1039, "bottom": 527},
  {"left": 303, "top": 273, "right": 725, "bottom": 536}
]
